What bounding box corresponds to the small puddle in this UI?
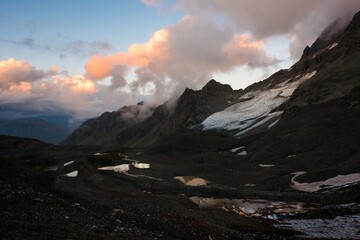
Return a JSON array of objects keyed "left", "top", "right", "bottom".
[
  {"left": 189, "top": 196, "right": 313, "bottom": 217},
  {"left": 175, "top": 176, "right": 207, "bottom": 186}
]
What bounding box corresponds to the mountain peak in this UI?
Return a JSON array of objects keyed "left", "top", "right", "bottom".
[{"left": 201, "top": 79, "right": 233, "bottom": 93}]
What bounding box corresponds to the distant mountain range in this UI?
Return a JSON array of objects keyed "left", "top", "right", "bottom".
[{"left": 0, "top": 118, "right": 71, "bottom": 144}]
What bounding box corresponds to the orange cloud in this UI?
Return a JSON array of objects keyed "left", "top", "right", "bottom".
[
  {"left": 223, "top": 34, "right": 274, "bottom": 67},
  {"left": 52, "top": 75, "right": 98, "bottom": 94},
  {"left": 85, "top": 52, "right": 127, "bottom": 79},
  {"left": 85, "top": 29, "right": 169, "bottom": 79},
  {"left": 8, "top": 81, "right": 32, "bottom": 92}
]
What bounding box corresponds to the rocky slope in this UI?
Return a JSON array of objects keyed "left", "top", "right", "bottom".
[{"left": 62, "top": 101, "right": 155, "bottom": 146}]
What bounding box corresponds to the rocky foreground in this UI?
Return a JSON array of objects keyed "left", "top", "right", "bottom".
[{"left": 1, "top": 135, "right": 360, "bottom": 239}]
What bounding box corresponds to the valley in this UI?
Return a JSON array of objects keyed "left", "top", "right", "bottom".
[{"left": 1, "top": 6, "right": 360, "bottom": 240}]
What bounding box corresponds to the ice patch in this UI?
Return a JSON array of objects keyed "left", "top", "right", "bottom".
[
  {"left": 291, "top": 171, "right": 360, "bottom": 192},
  {"left": 64, "top": 170, "right": 78, "bottom": 177}
]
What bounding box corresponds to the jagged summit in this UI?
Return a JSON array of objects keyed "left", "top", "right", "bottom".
[{"left": 201, "top": 79, "right": 233, "bottom": 93}]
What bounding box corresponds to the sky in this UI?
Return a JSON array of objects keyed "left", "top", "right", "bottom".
[{"left": 1, "top": 0, "right": 360, "bottom": 122}]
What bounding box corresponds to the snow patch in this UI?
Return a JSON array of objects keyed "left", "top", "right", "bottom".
[
  {"left": 328, "top": 42, "right": 339, "bottom": 50},
  {"left": 237, "top": 151, "right": 247, "bottom": 156},
  {"left": 291, "top": 172, "right": 360, "bottom": 192},
  {"left": 98, "top": 164, "right": 130, "bottom": 173},
  {"left": 259, "top": 164, "right": 274, "bottom": 168},
  {"left": 230, "top": 146, "right": 245, "bottom": 153},
  {"left": 64, "top": 170, "right": 78, "bottom": 177},
  {"left": 175, "top": 176, "right": 207, "bottom": 186},
  {"left": 202, "top": 71, "right": 316, "bottom": 135},
  {"left": 133, "top": 163, "right": 150, "bottom": 169},
  {"left": 63, "top": 160, "right": 74, "bottom": 167},
  {"left": 94, "top": 152, "right": 111, "bottom": 156},
  {"left": 268, "top": 119, "right": 280, "bottom": 128}
]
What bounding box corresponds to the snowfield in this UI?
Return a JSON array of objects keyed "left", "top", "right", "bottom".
[{"left": 201, "top": 71, "right": 317, "bottom": 135}]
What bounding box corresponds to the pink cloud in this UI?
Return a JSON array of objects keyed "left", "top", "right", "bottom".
[
  {"left": 0, "top": 57, "right": 144, "bottom": 120},
  {"left": 0, "top": 58, "right": 46, "bottom": 91},
  {"left": 84, "top": 16, "right": 277, "bottom": 104}
]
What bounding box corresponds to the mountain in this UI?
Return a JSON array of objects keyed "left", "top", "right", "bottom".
[
  {"left": 2, "top": 11, "right": 360, "bottom": 240},
  {"left": 64, "top": 11, "right": 360, "bottom": 151},
  {"left": 62, "top": 101, "right": 155, "bottom": 146},
  {"left": 0, "top": 118, "right": 71, "bottom": 144},
  {"left": 62, "top": 80, "right": 242, "bottom": 146}
]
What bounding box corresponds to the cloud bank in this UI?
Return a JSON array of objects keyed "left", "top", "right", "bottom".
[
  {"left": 0, "top": 58, "right": 137, "bottom": 121},
  {"left": 85, "top": 0, "right": 360, "bottom": 105},
  {"left": 85, "top": 15, "right": 277, "bottom": 104},
  {"left": 2, "top": 1, "right": 360, "bottom": 122},
  {"left": 177, "top": 0, "right": 360, "bottom": 57}
]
